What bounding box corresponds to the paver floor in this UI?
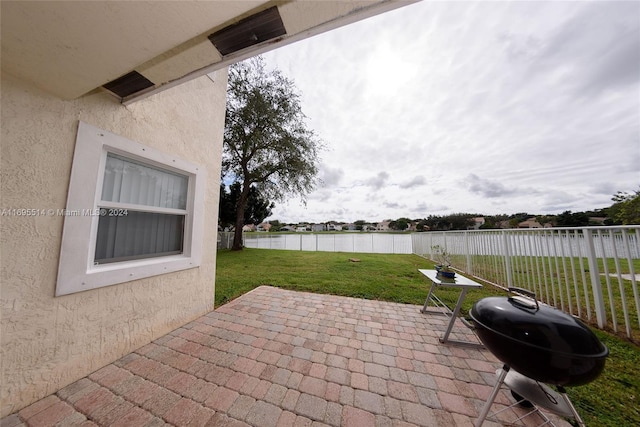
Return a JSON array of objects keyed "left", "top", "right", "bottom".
[{"left": 2, "top": 286, "right": 572, "bottom": 426}]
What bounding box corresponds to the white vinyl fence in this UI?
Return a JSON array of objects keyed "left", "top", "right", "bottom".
[{"left": 242, "top": 232, "right": 413, "bottom": 254}]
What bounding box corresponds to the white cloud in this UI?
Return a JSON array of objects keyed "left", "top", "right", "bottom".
[
  {"left": 363, "top": 171, "right": 390, "bottom": 189},
  {"left": 319, "top": 164, "right": 344, "bottom": 187},
  {"left": 261, "top": 0, "right": 640, "bottom": 224},
  {"left": 463, "top": 174, "right": 520, "bottom": 198},
  {"left": 399, "top": 175, "right": 427, "bottom": 189}
]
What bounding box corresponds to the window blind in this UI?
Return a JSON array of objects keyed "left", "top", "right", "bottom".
[
  {"left": 95, "top": 153, "right": 188, "bottom": 264},
  {"left": 101, "top": 153, "right": 188, "bottom": 209}
]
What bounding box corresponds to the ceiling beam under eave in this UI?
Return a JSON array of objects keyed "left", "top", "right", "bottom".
[{"left": 123, "top": 0, "right": 418, "bottom": 105}]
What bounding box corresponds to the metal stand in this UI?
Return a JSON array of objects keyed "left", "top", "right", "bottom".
[
  {"left": 475, "top": 365, "right": 586, "bottom": 427},
  {"left": 418, "top": 269, "right": 483, "bottom": 348}
]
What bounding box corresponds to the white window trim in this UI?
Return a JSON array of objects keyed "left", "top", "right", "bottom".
[{"left": 55, "top": 121, "right": 206, "bottom": 296}]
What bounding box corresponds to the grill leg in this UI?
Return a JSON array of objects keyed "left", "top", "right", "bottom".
[
  {"left": 475, "top": 364, "right": 510, "bottom": 427},
  {"left": 557, "top": 386, "right": 586, "bottom": 427}
]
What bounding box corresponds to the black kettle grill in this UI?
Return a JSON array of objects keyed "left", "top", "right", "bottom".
[{"left": 470, "top": 288, "right": 608, "bottom": 426}]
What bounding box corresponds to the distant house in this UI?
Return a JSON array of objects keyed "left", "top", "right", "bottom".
[
  {"left": 256, "top": 223, "right": 272, "bottom": 232},
  {"left": 327, "top": 223, "right": 342, "bottom": 231},
  {"left": 377, "top": 220, "right": 392, "bottom": 231},
  {"left": 518, "top": 218, "right": 543, "bottom": 228},
  {"left": 243, "top": 224, "right": 257, "bottom": 232},
  {"left": 296, "top": 225, "right": 309, "bottom": 232},
  {"left": 311, "top": 223, "right": 326, "bottom": 232},
  {"left": 469, "top": 217, "right": 485, "bottom": 230},
  {"left": 280, "top": 225, "right": 296, "bottom": 232}
]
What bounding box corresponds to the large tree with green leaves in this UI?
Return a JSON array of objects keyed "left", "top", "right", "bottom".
[{"left": 222, "top": 56, "right": 322, "bottom": 250}]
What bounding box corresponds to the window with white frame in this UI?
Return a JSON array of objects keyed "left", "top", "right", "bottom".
[{"left": 55, "top": 121, "right": 206, "bottom": 296}]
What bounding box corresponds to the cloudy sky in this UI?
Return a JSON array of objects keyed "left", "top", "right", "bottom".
[{"left": 260, "top": 0, "right": 639, "bottom": 224}]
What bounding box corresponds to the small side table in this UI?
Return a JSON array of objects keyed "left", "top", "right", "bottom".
[{"left": 418, "top": 269, "right": 483, "bottom": 347}]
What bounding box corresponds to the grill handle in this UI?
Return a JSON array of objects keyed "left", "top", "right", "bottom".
[{"left": 508, "top": 287, "right": 539, "bottom": 310}]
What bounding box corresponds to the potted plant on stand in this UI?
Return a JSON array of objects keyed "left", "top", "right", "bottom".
[{"left": 432, "top": 245, "right": 456, "bottom": 279}]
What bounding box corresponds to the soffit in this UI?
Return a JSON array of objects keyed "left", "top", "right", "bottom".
[{"left": 1, "top": 0, "right": 415, "bottom": 102}]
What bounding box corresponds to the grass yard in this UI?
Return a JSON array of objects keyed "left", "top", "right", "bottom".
[
  {"left": 215, "top": 248, "right": 640, "bottom": 427},
  {"left": 214, "top": 248, "right": 503, "bottom": 308}
]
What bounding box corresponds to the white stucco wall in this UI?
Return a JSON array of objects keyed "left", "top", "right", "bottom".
[{"left": 0, "top": 70, "right": 228, "bottom": 416}]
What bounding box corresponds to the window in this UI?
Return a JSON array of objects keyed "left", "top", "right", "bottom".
[
  {"left": 55, "top": 121, "right": 206, "bottom": 296},
  {"left": 95, "top": 153, "right": 188, "bottom": 264}
]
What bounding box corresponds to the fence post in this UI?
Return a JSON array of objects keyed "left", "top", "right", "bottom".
[
  {"left": 502, "top": 230, "right": 513, "bottom": 288},
  {"left": 622, "top": 230, "right": 640, "bottom": 329},
  {"left": 442, "top": 231, "right": 447, "bottom": 256},
  {"left": 584, "top": 228, "right": 606, "bottom": 328},
  {"left": 464, "top": 231, "right": 472, "bottom": 275}
]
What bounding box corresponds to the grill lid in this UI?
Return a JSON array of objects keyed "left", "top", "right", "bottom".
[{"left": 470, "top": 288, "right": 606, "bottom": 357}]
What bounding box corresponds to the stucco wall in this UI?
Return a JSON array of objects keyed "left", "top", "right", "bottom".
[{"left": 0, "top": 70, "right": 228, "bottom": 416}]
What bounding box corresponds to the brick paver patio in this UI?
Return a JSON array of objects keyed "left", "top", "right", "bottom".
[{"left": 2, "top": 286, "right": 572, "bottom": 426}]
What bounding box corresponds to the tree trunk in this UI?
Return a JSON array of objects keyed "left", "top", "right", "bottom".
[{"left": 232, "top": 184, "right": 251, "bottom": 250}]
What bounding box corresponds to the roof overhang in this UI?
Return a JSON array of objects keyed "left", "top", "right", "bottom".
[{"left": 1, "top": 1, "right": 417, "bottom": 103}]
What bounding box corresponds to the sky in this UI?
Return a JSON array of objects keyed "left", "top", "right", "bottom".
[{"left": 259, "top": 0, "right": 639, "bottom": 224}]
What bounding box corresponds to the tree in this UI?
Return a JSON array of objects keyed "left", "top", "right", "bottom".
[
  {"left": 218, "top": 182, "right": 274, "bottom": 230},
  {"left": 479, "top": 214, "right": 509, "bottom": 229},
  {"left": 607, "top": 189, "right": 640, "bottom": 225},
  {"left": 416, "top": 219, "right": 430, "bottom": 231},
  {"left": 423, "top": 213, "right": 477, "bottom": 231},
  {"left": 555, "top": 210, "right": 590, "bottom": 227},
  {"left": 390, "top": 217, "right": 411, "bottom": 231},
  {"left": 508, "top": 212, "right": 530, "bottom": 228},
  {"left": 218, "top": 183, "right": 236, "bottom": 228},
  {"left": 222, "top": 56, "right": 323, "bottom": 250},
  {"left": 268, "top": 220, "right": 282, "bottom": 232}
]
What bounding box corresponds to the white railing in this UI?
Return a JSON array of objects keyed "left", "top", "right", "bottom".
[
  {"left": 412, "top": 226, "right": 640, "bottom": 339},
  {"left": 232, "top": 226, "right": 640, "bottom": 339}
]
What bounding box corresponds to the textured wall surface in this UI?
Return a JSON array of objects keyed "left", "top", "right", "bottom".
[{"left": 0, "top": 70, "right": 228, "bottom": 417}]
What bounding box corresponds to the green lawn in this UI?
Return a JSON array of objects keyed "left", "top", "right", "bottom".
[{"left": 215, "top": 248, "right": 640, "bottom": 427}]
